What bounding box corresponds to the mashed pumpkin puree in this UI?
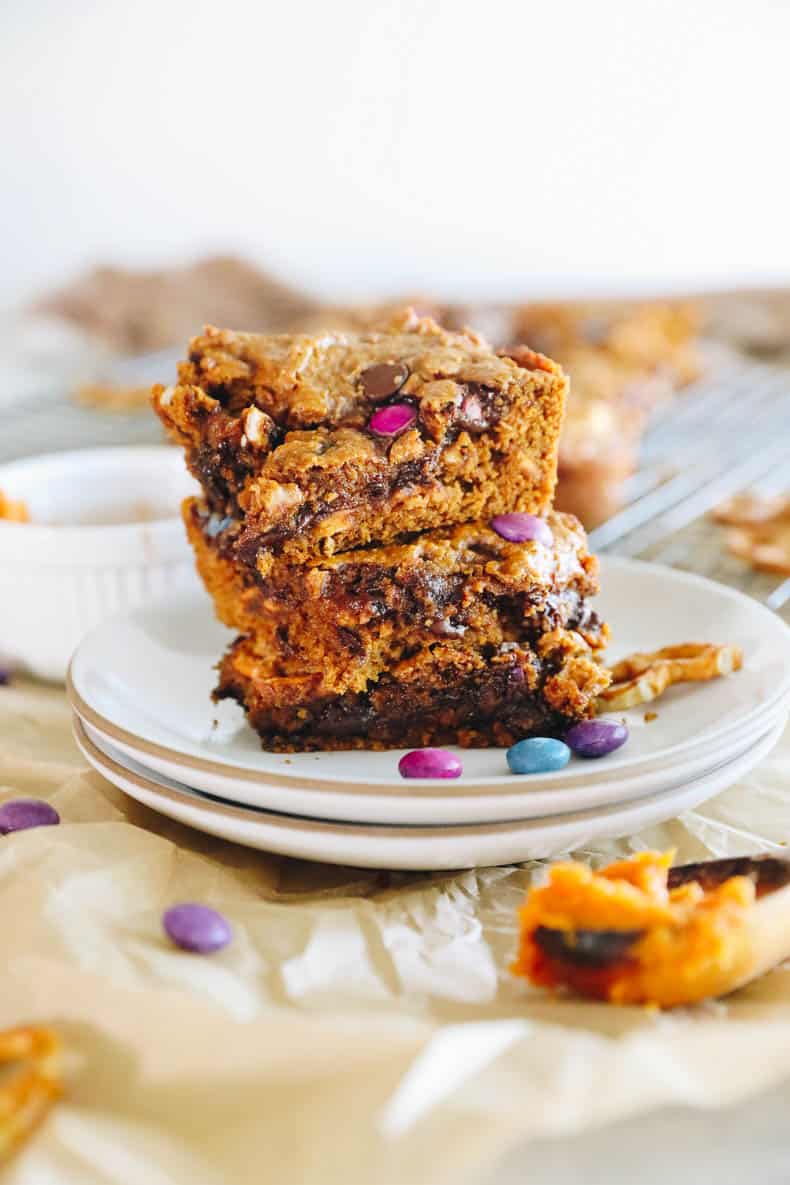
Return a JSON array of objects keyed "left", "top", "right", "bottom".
[{"left": 512, "top": 851, "right": 759, "bottom": 1007}]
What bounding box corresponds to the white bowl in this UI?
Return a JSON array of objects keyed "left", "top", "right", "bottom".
[{"left": 0, "top": 446, "right": 201, "bottom": 680}]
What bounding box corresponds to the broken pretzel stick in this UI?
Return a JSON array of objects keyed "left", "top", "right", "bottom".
[
  {"left": 597, "top": 642, "right": 743, "bottom": 712},
  {"left": 0, "top": 1026, "right": 62, "bottom": 1164},
  {"left": 713, "top": 493, "right": 790, "bottom": 576},
  {"left": 727, "top": 523, "right": 790, "bottom": 577},
  {"left": 712, "top": 493, "right": 790, "bottom": 527}
]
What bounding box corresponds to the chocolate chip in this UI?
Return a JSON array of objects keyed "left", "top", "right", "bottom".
[
  {"left": 533, "top": 926, "right": 643, "bottom": 968},
  {"left": 316, "top": 700, "right": 372, "bottom": 737},
  {"left": 359, "top": 362, "right": 409, "bottom": 401},
  {"left": 668, "top": 855, "right": 790, "bottom": 897},
  {"left": 455, "top": 383, "right": 499, "bottom": 432}
]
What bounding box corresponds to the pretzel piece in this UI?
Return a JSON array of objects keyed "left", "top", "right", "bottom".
[
  {"left": 0, "top": 1027, "right": 62, "bottom": 1164},
  {"left": 712, "top": 493, "right": 790, "bottom": 527},
  {"left": 598, "top": 643, "right": 743, "bottom": 712},
  {"left": 727, "top": 523, "right": 790, "bottom": 577},
  {"left": 713, "top": 493, "right": 790, "bottom": 576}
]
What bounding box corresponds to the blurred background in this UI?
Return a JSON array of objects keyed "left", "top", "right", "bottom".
[
  {"left": 2, "top": 0, "right": 790, "bottom": 616},
  {"left": 2, "top": 0, "right": 789, "bottom": 305}
]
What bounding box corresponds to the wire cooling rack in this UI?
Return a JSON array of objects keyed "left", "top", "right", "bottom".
[
  {"left": 3, "top": 348, "right": 790, "bottom": 618},
  {"left": 588, "top": 353, "right": 790, "bottom": 618}
]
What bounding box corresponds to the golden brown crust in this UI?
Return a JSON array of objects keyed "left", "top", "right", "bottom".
[
  {"left": 185, "top": 498, "right": 607, "bottom": 694},
  {"left": 216, "top": 629, "right": 610, "bottom": 752},
  {"left": 153, "top": 312, "right": 567, "bottom": 559},
  {"left": 173, "top": 310, "right": 559, "bottom": 425}
]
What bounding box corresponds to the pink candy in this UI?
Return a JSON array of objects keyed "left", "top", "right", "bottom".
[
  {"left": 398, "top": 748, "right": 463, "bottom": 779},
  {"left": 369, "top": 402, "right": 416, "bottom": 436},
  {"left": 490, "top": 513, "right": 553, "bottom": 546}
]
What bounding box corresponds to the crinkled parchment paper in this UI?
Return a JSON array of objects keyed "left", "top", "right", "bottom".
[{"left": 3, "top": 677, "right": 790, "bottom": 1185}]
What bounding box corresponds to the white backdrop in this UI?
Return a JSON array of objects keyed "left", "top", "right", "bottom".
[{"left": 2, "top": 0, "right": 788, "bottom": 306}]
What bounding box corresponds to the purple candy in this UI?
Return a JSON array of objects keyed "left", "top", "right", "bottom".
[
  {"left": 565, "top": 719, "right": 629, "bottom": 759},
  {"left": 0, "top": 798, "right": 60, "bottom": 834},
  {"left": 398, "top": 748, "right": 463, "bottom": 779},
  {"left": 0, "top": 668, "right": 10, "bottom": 687},
  {"left": 490, "top": 513, "right": 553, "bottom": 546},
  {"left": 369, "top": 402, "right": 417, "bottom": 436},
  {"left": 163, "top": 903, "right": 232, "bottom": 954}
]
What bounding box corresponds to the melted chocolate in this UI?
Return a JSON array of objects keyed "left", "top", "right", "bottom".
[
  {"left": 533, "top": 927, "right": 643, "bottom": 968},
  {"left": 668, "top": 856, "right": 790, "bottom": 898},
  {"left": 217, "top": 647, "right": 574, "bottom": 748}
]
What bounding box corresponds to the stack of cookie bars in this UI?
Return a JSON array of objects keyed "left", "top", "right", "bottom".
[{"left": 153, "top": 310, "right": 611, "bottom": 751}]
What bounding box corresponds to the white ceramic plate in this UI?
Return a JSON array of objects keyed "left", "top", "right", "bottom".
[
  {"left": 78, "top": 705, "right": 788, "bottom": 825},
  {"left": 73, "top": 715, "right": 784, "bottom": 870},
  {"left": 67, "top": 557, "right": 790, "bottom": 793}
]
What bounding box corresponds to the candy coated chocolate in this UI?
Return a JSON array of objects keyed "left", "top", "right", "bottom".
[
  {"left": 163, "top": 903, "right": 232, "bottom": 953},
  {"left": 565, "top": 719, "right": 628, "bottom": 758},
  {"left": 507, "top": 737, "right": 570, "bottom": 775},
  {"left": 0, "top": 799, "right": 60, "bottom": 834},
  {"left": 398, "top": 748, "right": 463, "bottom": 779},
  {"left": 490, "top": 513, "right": 553, "bottom": 546},
  {"left": 369, "top": 402, "right": 417, "bottom": 436}
]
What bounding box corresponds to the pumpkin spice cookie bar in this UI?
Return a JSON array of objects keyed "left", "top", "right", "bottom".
[
  {"left": 152, "top": 311, "right": 567, "bottom": 562},
  {"left": 215, "top": 627, "right": 610, "bottom": 752},
  {"left": 185, "top": 499, "right": 607, "bottom": 695}
]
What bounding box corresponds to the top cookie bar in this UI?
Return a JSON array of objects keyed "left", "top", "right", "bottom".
[{"left": 152, "top": 311, "right": 566, "bottom": 561}]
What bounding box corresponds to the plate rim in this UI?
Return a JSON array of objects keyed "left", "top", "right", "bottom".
[
  {"left": 66, "top": 555, "right": 790, "bottom": 792},
  {"left": 77, "top": 704, "right": 788, "bottom": 825},
  {"left": 72, "top": 712, "right": 784, "bottom": 847}
]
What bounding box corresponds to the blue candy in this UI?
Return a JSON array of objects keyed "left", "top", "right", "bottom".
[{"left": 506, "top": 737, "right": 571, "bottom": 775}]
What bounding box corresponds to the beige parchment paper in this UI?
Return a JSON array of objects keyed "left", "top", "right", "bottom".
[{"left": 4, "top": 676, "right": 790, "bottom": 1185}]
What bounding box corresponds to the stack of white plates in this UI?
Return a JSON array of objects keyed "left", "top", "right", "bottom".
[{"left": 68, "top": 558, "right": 790, "bottom": 870}]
